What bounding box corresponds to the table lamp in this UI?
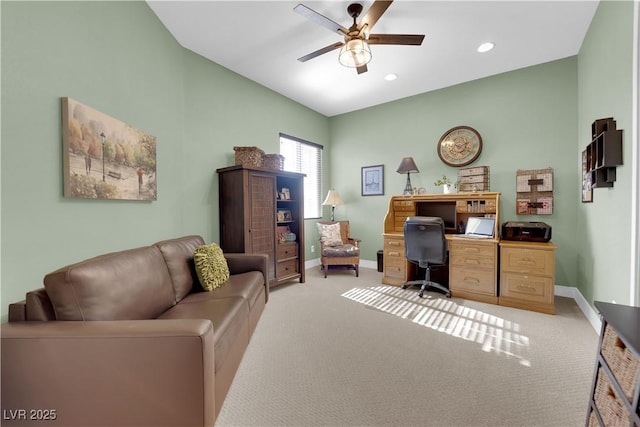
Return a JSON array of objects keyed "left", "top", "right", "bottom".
[
  {"left": 322, "top": 189, "right": 344, "bottom": 221},
  {"left": 396, "top": 157, "right": 419, "bottom": 195}
]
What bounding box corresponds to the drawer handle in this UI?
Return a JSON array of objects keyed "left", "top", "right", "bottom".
[
  {"left": 388, "top": 251, "right": 400, "bottom": 257},
  {"left": 517, "top": 258, "right": 535, "bottom": 265},
  {"left": 464, "top": 277, "right": 480, "bottom": 284},
  {"left": 517, "top": 284, "right": 536, "bottom": 292},
  {"left": 463, "top": 247, "right": 480, "bottom": 252},
  {"left": 465, "top": 259, "right": 480, "bottom": 265},
  {"left": 388, "top": 241, "right": 400, "bottom": 246}
]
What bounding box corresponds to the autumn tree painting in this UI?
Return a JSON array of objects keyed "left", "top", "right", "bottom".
[{"left": 62, "top": 97, "right": 157, "bottom": 200}]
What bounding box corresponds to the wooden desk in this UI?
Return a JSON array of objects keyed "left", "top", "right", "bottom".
[{"left": 382, "top": 192, "right": 501, "bottom": 304}]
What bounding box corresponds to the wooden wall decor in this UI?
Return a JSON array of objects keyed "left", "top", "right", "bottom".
[
  {"left": 516, "top": 167, "right": 553, "bottom": 215},
  {"left": 581, "top": 117, "right": 623, "bottom": 203}
]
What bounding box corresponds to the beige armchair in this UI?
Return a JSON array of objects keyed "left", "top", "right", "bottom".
[{"left": 317, "top": 221, "right": 361, "bottom": 278}]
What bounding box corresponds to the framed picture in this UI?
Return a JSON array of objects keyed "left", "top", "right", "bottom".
[
  {"left": 61, "top": 97, "right": 157, "bottom": 201},
  {"left": 277, "top": 209, "right": 292, "bottom": 222},
  {"left": 361, "top": 165, "right": 384, "bottom": 196},
  {"left": 581, "top": 149, "right": 593, "bottom": 203},
  {"left": 280, "top": 187, "right": 290, "bottom": 200}
]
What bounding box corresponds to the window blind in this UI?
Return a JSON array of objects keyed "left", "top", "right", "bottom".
[{"left": 279, "top": 133, "right": 323, "bottom": 219}]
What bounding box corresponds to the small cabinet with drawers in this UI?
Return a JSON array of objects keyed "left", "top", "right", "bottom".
[
  {"left": 448, "top": 237, "right": 498, "bottom": 304},
  {"left": 499, "top": 241, "right": 556, "bottom": 314}
]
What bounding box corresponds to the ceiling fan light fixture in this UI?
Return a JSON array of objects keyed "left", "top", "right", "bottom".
[{"left": 338, "top": 38, "right": 372, "bottom": 68}]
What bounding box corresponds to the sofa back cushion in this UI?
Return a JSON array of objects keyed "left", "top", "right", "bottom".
[
  {"left": 154, "top": 235, "right": 205, "bottom": 302},
  {"left": 44, "top": 246, "right": 175, "bottom": 321}
]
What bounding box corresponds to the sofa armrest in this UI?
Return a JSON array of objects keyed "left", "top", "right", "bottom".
[
  {"left": 1, "top": 319, "right": 215, "bottom": 427},
  {"left": 224, "top": 253, "right": 268, "bottom": 282}
]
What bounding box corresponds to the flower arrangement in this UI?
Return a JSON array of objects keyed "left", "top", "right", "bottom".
[
  {"left": 433, "top": 175, "right": 453, "bottom": 187},
  {"left": 434, "top": 175, "right": 460, "bottom": 193}
]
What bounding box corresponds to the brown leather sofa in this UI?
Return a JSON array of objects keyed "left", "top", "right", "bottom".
[{"left": 1, "top": 235, "right": 268, "bottom": 427}]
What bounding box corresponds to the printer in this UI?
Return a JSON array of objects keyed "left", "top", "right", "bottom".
[{"left": 501, "top": 221, "right": 552, "bottom": 242}]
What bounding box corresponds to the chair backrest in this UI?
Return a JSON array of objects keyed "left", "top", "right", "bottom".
[
  {"left": 318, "top": 220, "right": 350, "bottom": 243},
  {"left": 404, "top": 216, "right": 446, "bottom": 266}
]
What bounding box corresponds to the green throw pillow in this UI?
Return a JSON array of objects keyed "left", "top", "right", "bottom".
[{"left": 194, "top": 243, "right": 230, "bottom": 291}]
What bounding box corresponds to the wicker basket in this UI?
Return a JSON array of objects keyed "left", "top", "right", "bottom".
[
  {"left": 601, "top": 323, "right": 640, "bottom": 401},
  {"left": 263, "top": 153, "right": 285, "bottom": 170},
  {"left": 594, "top": 367, "right": 631, "bottom": 425},
  {"left": 234, "top": 146, "right": 264, "bottom": 168}
]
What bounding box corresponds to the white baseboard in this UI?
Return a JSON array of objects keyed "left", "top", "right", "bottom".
[
  {"left": 555, "top": 285, "right": 601, "bottom": 333},
  {"left": 305, "top": 258, "right": 602, "bottom": 333}
]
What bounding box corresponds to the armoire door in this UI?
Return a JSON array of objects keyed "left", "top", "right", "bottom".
[{"left": 248, "top": 172, "right": 276, "bottom": 281}]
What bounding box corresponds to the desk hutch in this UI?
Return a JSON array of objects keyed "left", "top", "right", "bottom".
[{"left": 382, "top": 192, "right": 501, "bottom": 304}]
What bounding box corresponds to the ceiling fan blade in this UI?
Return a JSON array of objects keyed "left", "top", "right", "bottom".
[
  {"left": 356, "top": 64, "right": 368, "bottom": 75},
  {"left": 359, "top": 0, "right": 393, "bottom": 35},
  {"left": 367, "top": 34, "right": 425, "bottom": 45},
  {"left": 297, "top": 42, "right": 344, "bottom": 62},
  {"left": 294, "top": 4, "right": 348, "bottom": 36}
]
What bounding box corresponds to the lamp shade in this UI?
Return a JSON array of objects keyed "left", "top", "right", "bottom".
[
  {"left": 338, "top": 39, "right": 372, "bottom": 68},
  {"left": 396, "top": 157, "right": 419, "bottom": 174},
  {"left": 323, "top": 189, "right": 344, "bottom": 206}
]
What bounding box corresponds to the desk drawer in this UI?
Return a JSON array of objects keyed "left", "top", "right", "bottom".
[
  {"left": 450, "top": 254, "right": 494, "bottom": 269},
  {"left": 450, "top": 267, "right": 495, "bottom": 295},
  {"left": 500, "top": 272, "right": 553, "bottom": 304},
  {"left": 384, "top": 253, "right": 406, "bottom": 279},
  {"left": 501, "top": 247, "right": 554, "bottom": 275},
  {"left": 449, "top": 241, "right": 495, "bottom": 257},
  {"left": 384, "top": 238, "right": 405, "bottom": 251}
]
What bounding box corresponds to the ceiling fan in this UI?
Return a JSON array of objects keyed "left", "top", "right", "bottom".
[{"left": 294, "top": 0, "right": 425, "bottom": 75}]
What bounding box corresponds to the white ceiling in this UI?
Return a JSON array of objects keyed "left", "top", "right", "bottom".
[{"left": 146, "top": 0, "right": 599, "bottom": 117}]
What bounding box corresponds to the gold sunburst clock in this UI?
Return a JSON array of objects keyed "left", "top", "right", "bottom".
[{"left": 437, "top": 126, "right": 483, "bottom": 167}]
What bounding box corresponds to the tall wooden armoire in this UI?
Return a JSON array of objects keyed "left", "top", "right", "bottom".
[{"left": 216, "top": 165, "right": 305, "bottom": 287}]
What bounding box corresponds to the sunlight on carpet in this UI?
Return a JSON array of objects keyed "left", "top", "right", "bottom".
[{"left": 342, "top": 285, "right": 531, "bottom": 366}]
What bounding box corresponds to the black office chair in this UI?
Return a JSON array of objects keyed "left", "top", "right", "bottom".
[{"left": 402, "top": 216, "right": 451, "bottom": 298}]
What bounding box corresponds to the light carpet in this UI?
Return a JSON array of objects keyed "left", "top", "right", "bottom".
[{"left": 216, "top": 267, "right": 598, "bottom": 427}]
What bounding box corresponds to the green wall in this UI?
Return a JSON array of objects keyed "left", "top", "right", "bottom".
[
  {"left": 329, "top": 58, "right": 579, "bottom": 286},
  {"left": 0, "top": 1, "right": 329, "bottom": 321},
  {"left": 1, "top": 1, "right": 636, "bottom": 322},
  {"left": 577, "top": 0, "right": 635, "bottom": 305}
]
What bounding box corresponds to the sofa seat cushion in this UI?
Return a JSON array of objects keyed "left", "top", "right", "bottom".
[
  {"left": 322, "top": 244, "right": 360, "bottom": 257},
  {"left": 159, "top": 296, "right": 249, "bottom": 373},
  {"left": 44, "top": 246, "right": 175, "bottom": 321},
  {"left": 188, "top": 272, "right": 264, "bottom": 310}
]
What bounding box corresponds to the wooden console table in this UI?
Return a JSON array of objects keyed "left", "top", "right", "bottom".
[{"left": 382, "top": 192, "right": 501, "bottom": 303}]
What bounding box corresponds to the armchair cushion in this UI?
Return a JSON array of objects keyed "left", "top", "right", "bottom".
[
  {"left": 194, "top": 243, "right": 230, "bottom": 291},
  {"left": 317, "top": 222, "right": 343, "bottom": 246},
  {"left": 321, "top": 244, "right": 360, "bottom": 257}
]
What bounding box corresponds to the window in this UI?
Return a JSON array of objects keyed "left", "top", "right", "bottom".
[{"left": 280, "top": 133, "right": 323, "bottom": 219}]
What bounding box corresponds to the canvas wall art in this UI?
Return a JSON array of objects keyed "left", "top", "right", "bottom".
[{"left": 62, "top": 97, "right": 157, "bottom": 200}]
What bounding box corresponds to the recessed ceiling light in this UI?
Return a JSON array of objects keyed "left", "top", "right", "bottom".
[
  {"left": 477, "top": 42, "right": 495, "bottom": 53},
  {"left": 384, "top": 73, "right": 397, "bottom": 81}
]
